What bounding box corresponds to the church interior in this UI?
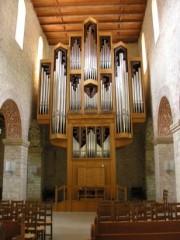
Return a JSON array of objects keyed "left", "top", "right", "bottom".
[{"left": 0, "top": 0, "right": 179, "bottom": 237}]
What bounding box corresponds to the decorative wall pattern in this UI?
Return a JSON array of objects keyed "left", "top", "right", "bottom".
[
  {"left": 158, "top": 97, "right": 173, "bottom": 137},
  {"left": 29, "top": 119, "right": 41, "bottom": 147},
  {"left": 1, "top": 99, "right": 22, "bottom": 138}
]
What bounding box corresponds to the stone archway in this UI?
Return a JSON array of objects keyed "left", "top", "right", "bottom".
[
  {"left": 1, "top": 99, "right": 22, "bottom": 139},
  {"left": 158, "top": 96, "right": 173, "bottom": 137},
  {"left": 0, "top": 99, "right": 29, "bottom": 200}
]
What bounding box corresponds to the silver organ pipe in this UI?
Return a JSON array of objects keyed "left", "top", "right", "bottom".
[
  {"left": 70, "top": 38, "right": 81, "bottom": 69},
  {"left": 72, "top": 127, "right": 110, "bottom": 158},
  {"left": 39, "top": 64, "right": 51, "bottom": 114},
  {"left": 52, "top": 49, "right": 67, "bottom": 134},
  {"left": 101, "top": 76, "right": 112, "bottom": 111},
  {"left": 70, "top": 75, "right": 81, "bottom": 111},
  {"left": 132, "top": 64, "right": 144, "bottom": 113},
  {"left": 115, "top": 52, "right": 131, "bottom": 133},
  {"left": 84, "top": 93, "right": 98, "bottom": 110},
  {"left": 84, "top": 24, "right": 97, "bottom": 80},
  {"left": 103, "top": 135, "right": 110, "bottom": 158},
  {"left": 100, "top": 38, "right": 112, "bottom": 69}
]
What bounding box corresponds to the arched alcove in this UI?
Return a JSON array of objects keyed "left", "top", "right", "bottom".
[
  {"left": 158, "top": 96, "right": 173, "bottom": 137},
  {"left": 0, "top": 99, "right": 23, "bottom": 200},
  {"left": 1, "top": 99, "right": 22, "bottom": 139}
]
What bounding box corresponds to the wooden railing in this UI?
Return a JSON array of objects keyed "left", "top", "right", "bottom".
[{"left": 54, "top": 184, "right": 127, "bottom": 209}]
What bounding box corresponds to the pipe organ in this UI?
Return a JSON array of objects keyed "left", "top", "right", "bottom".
[
  {"left": 70, "top": 37, "right": 81, "bottom": 70},
  {"left": 73, "top": 126, "right": 110, "bottom": 158},
  {"left": 37, "top": 17, "right": 146, "bottom": 201},
  {"left": 39, "top": 61, "right": 51, "bottom": 116},
  {"left": 131, "top": 60, "right": 144, "bottom": 114},
  {"left": 114, "top": 46, "right": 130, "bottom": 134},
  {"left": 84, "top": 21, "right": 97, "bottom": 80},
  {"left": 52, "top": 47, "right": 67, "bottom": 135}
]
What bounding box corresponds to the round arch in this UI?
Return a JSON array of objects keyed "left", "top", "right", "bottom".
[{"left": 1, "top": 99, "right": 22, "bottom": 139}]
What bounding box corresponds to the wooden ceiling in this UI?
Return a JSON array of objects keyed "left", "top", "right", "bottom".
[{"left": 31, "top": 0, "right": 147, "bottom": 46}]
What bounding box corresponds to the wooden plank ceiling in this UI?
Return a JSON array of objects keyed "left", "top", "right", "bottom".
[{"left": 31, "top": 0, "right": 147, "bottom": 46}]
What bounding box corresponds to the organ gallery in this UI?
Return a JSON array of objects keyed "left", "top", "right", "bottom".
[{"left": 37, "top": 17, "right": 146, "bottom": 208}]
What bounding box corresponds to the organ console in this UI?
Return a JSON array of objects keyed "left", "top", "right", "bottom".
[{"left": 37, "top": 17, "right": 146, "bottom": 201}]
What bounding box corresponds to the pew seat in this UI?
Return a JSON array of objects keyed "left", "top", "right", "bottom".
[
  {"left": 0, "top": 214, "right": 24, "bottom": 240},
  {"left": 91, "top": 220, "right": 180, "bottom": 240}
]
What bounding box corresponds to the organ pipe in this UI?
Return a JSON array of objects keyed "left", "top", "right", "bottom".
[
  {"left": 100, "top": 37, "right": 112, "bottom": 69},
  {"left": 38, "top": 17, "right": 146, "bottom": 149},
  {"left": 131, "top": 61, "right": 144, "bottom": 113},
  {"left": 72, "top": 127, "right": 110, "bottom": 158},
  {"left": 115, "top": 49, "right": 131, "bottom": 134},
  {"left": 70, "top": 37, "right": 81, "bottom": 69},
  {"left": 70, "top": 75, "right": 81, "bottom": 111},
  {"left": 101, "top": 75, "right": 112, "bottom": 112},
  {"left": 52, "top": 48, "right": 67, "bottom": 134},
  {"left": 84, "top": 22, "right": 97, "bottom": 80},
  {"left": 39, "top": 63, "right": 51, "bottom": 114}
]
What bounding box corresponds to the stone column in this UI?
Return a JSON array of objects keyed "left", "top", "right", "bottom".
[
  {"left": 170, "top": 120, "right": 180, "bottom": 201},
  {"left": 154, "top": 137, "right": 176, "bottom": 202},
  {"left": 2, "top": 139, "right": 30, "bottom": 200},
  {"left": 145, "top": 118, "right": 155, "bottom": 200},
  {"left": 26, "top": 119, "right": 43, "bottom": 200}
]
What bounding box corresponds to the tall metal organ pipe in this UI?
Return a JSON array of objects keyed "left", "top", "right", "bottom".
[
  {"left": 84, "top": 25, "right": 97, "bottom": 80},
  {"left": 52, "top": 50, "right": 67, "bottom": 134},
  {"left": 115, "top": 52, "right": 130, "bottom": 133},
  {"left": 132, "top": 66, "right": 144, "bottom": 113},
  {"left": 70, "top": 77, "right": 81, "bottom": 111},
  {"left": 100, "top": 39, "right": 112, "bottom": 69},
  {"left": 70, "top": 38, "right": 81, "bottom": 69},
  {"left": 101, "top": 78, "right": 112, "bottom": 111},
  {"left": 39, "top": 65, "right": 50, "bottom": 114}
]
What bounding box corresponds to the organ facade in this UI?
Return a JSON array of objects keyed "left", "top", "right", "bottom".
[{"left": 37, "top": 17, "right": 145, "bottom": 202}]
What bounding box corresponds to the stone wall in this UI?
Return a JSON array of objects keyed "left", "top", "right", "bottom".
[
  {"left": 116, "top": 123, "right": 146, "bottom": 200},
  {"left": 0, "top": 0, "right": 50, "bottom": 137},
  {"left": 0, "top": 0, "right": 50, "bottom": 200},
  {"left": 139, "top": 0, "right": 180, "bottom": 201}
]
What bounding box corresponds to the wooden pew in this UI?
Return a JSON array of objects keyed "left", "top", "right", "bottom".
[
  {"left": 91, "top": 220, "right": 180, "bottom": 240},
  {"left": 0, "top": 214, "right": 25, "bottom": 240}
]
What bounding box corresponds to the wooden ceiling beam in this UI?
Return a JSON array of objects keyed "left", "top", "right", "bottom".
[
  {"left": 35, "top": 11, "right": 146, "bottom": 18},
  {"left": 31, "top": 0, "right": 147, "bottom": 7}
]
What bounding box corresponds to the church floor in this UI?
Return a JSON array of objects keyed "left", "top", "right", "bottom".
[{"left": 51, "top": 211, "right": 95, "bottom": 240}]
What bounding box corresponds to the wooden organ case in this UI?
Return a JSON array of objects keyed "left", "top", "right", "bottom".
[{"left": 37, "top": 17, "right": 146, "bottom": 202}]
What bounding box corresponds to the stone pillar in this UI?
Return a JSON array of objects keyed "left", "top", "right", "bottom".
[
  {"left": 26, "top": 119, "right": 42, "bottom": 200},
  {"left": 2, "top": 139, "right": 30, "bottom": 200},
  {"left": 170, "top": 120, "right": 180, "bottom": 201},
  {"left": 145, "top": 118, "right": 155, "bottom": 200},
  {"left": 154, "top": 137, "right": 176, "bottom": 202}
]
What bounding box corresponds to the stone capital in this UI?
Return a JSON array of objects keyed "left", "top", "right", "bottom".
[
  {"left": 153, "top": 137, "right": 173, "bottom": 146},
  {"left": 2, "top": 138, "right": 30, "bottom": 148}
]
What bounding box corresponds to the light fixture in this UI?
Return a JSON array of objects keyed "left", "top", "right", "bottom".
[{"left": 4, "top": 160, "right": 16, "bottom": 173}]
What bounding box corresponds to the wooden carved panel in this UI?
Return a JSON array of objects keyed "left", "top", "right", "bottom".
[
  {"left": 158, "top": 96, "right": 173, "bottom": 137},
  {"left": 1, "top": 99, "right": 22, "bottom": 138}
]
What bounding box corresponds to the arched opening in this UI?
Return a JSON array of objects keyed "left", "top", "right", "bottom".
[
  {"left": 158, "top": 96, "right": 173, "bottom": 137},
  {"left": 0, "top": 99, "right": 22, "bottom": 199}
]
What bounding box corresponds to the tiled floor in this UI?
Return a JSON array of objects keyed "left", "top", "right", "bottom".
[{"left": 52, "top": 211, "right": 95, "bottom": 240}]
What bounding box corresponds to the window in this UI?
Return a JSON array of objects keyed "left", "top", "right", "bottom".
[
  {"left": 15, "top": 0, "right": 26, "bottom": 49},
  {"left": 152, "top": 0, "right": 159, "bottom": 44},
  {"left": 141, "top": 32, "right": 147, "bottom": 74},
  {"left": 38, "top": 36, "right": 43, "bottom": 60}
]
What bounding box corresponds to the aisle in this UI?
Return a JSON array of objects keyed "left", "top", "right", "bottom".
[{"left": 52, "top": 212, "right": 95, "bottom": 240}]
